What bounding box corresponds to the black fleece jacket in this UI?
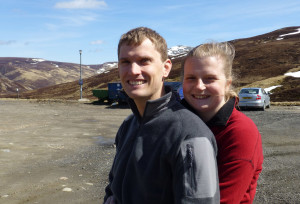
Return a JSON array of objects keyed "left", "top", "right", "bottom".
[{"left": 104, "top": 87, "right": 220, "bottom": 204}]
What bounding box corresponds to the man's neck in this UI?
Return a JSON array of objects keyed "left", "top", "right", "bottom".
[
  {"left": 134, "top": 100, "right": 146, "bottom": 117},
  {"left": 134, "top": 89, "right": 166, "bottom": 117}
]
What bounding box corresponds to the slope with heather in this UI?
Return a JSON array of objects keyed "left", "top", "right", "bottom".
[{"left": 1, "top": 27, "right": 299, "bottom": 102}]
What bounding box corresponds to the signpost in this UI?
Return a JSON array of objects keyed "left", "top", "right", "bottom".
[{"left": 79, "top": 50, "right": 82, "bottom": 99}]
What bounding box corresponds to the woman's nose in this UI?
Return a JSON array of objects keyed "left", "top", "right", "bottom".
[{"left": 196, "top": 79, "right": 206, "bottom": 90}]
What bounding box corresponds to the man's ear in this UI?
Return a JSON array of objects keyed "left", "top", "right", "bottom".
[{"left": 163, "top": 59, "right": 172, "bottom": 78}]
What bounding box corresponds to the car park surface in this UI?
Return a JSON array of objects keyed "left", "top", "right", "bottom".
[{"left": 0, "top": 99, "right": 299, "bottom": 203}]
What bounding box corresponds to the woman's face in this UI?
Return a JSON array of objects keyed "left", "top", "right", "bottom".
[{"left": 183, "top": 56, "right": 231, "bottom": 122}]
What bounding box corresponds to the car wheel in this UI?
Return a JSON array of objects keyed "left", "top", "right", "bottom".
[{"left": 261, "top": 102, "right": 266, "bottom": 111}]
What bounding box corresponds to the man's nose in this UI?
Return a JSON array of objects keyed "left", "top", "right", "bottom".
[{"left": 128, "top": 62, "right": 141, "bottom": 75}]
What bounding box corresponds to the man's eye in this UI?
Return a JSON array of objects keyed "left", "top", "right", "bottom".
[
  {"left": 185, "top": 76, "right": 195, "bottom": 81},
  {"left": 120, "top": 60, "right": 130, "bottom": 64},
  {"left": 141, "top": 58, "right": 151, "bottom": 64}
]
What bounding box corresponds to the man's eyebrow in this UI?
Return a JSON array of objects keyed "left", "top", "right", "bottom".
[
  {"left": 119, "top": 57, "right": 129, "bottom": 61},
  {"left": 184, "top": 73, "right": 195, "bottom": 76},
  {"left": 139, "top": 55, "right": 154, "bottom": 61}
]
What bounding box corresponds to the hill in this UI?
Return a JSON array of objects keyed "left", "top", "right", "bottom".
[
  {"left": 231, "top": 26, "right": 300, "bottom": 102},
  {"left": 0, "top": 27, "right": 299, "bottom": 102},
  {"left": 0, "top": 57, "right": 98, "bottom": 93}
]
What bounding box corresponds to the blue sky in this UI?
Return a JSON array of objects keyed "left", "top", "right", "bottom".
[{"left": 1, "top": 0, "right": 299, "bottom": 65}]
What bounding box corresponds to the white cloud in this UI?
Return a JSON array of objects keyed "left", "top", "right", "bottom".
[
  {"left": 0, "top": 40, "right": 16, "bottom": 45},
  {"left": 46, "top": 13, "right": 98, "bottom": 28},
  {"left": 89, "top": 48, "right": 102, "bottom": 53},
  {"left": 55, "top": 0, "right": 107, "bottom": 9},
  {"left": 164, "top": 3, "right": 206, "bottom": 11},
  {"left": 90, "top": 40, "right": 103, "bottom": 45}
]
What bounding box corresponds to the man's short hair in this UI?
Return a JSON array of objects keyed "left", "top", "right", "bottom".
[{"left": 118, "top": 27, "right": 168, "bottom": 61}]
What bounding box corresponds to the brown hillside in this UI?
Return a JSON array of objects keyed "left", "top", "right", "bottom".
[
  {"left": 13, "top": 68, "right": 121, "bottom": 100},
  {"left": 1, "top": 27, "right": 299, "bottom": 102},
  {"left": 0, "top": 57, "right": 97, "bottom": 93},
  {"left": 231, "top": 26, "right": 300, "bottom": 101}
]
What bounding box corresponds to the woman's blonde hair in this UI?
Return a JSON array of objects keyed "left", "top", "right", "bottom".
[{"left": 182, "top": 42, "right": 237, "bottom": 101}]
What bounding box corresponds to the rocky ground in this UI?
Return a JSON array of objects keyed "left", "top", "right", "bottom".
[
  {"left": 0, "top": 99, "right": 128, "bottom": 204},
  {"left": 242, "top": 106, "right": 300, "bottom": 203},
  {"left": 0, "top": 99, "right": 299, "bottom": 204}
]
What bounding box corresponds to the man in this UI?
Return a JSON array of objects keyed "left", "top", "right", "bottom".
[{"left": 104, "top": 27, "right": 220, "bottom": 204}]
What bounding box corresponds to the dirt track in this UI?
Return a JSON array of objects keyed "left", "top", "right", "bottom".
[{"left": 0, "top": 99, "right": 299, "bottom": 204}]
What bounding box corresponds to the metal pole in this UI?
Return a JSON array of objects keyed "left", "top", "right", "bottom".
[
  {"left": 16, "top": 88, "right": 19, "bottom": 99},
  {"left": 79, "top": 50, "right": 82, "bottom": 99}
]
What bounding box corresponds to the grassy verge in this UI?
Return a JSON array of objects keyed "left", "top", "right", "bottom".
[{"left": 271, "top": 101, "right": 300, "bottom": 106}]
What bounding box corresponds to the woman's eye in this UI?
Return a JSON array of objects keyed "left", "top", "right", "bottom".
[{"left": 205, "top": 76, "right": 217, "bottom": 81}]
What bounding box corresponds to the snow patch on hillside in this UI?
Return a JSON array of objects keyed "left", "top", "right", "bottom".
[
  {"left": 276, "top": 28, "right": 300, "bottom": 40},
  {"left": 96, "top": 62, "right": 117, "bottom": 74},
  {"left": 95, "top": 46, "right": 192, "bottom": 74},
  {"left": 32, "top": 58, "right": 45, "bottom": 63},
  {"left": 97, "top": 68, "right": 106, "bottom": 74},
  {"left": 264, "top": 70, "right": 300, "bottom": 93},
  {"left": 265, "top": 85, "right": 282, "bottom": 93},
  {"left": 168, "top": 45, "right": 192, "bottom": 59},
  {"left": 284, "top": 71, "right": 300, "bottom": 78}
]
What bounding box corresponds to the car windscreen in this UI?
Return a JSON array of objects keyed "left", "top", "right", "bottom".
[{"left": 240, "top": 89, "right": 259, "bottom": 94}]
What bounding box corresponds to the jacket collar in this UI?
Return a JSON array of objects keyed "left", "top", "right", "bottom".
[
  {"left": 206, "top": 97, "right": 236, "bottom": 126},
  {"left": 127, "top": 86, "right": 177, "bottom": 123},
  {"left": 181, "top": 97, "right": 236, "bottom": 126}
]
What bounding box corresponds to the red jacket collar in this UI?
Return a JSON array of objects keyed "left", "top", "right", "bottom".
[{"left": 181, "top": 97, "right": 237, "bottom": 127}]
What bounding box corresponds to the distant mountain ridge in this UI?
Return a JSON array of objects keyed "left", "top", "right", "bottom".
[
  {"left": 0, "top": 45, "right": 191, "bottom": 94},
  {"left": 0, "top": 26, "right": 299, "bottom": 102},
  {"left": 92, "top": 46, "right": 192, "bottom": 74},
  {"left": 0, "top": 57, "right": 97, "bottom": 93}
]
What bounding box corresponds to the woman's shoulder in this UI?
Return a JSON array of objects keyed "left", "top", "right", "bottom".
[
  {"left": 218, "top": 108, "right": 262, "bottom": 160},
  {"left": 229, "top": 108, "right": 258, "bottom": 128},
  {"left": 221, "top": 108, "right": 261, "bottom": 144}
]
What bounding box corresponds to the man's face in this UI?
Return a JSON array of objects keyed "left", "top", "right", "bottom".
[{"left": 118, "top": 39, "right": 171, "bottom": 103}]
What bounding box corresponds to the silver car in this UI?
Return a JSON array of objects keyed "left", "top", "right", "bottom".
[{"left": 238, "top": 88, "right": 270, "bottom": 111}]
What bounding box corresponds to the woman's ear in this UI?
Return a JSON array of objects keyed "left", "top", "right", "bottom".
[{"left": 226, "top": 78, "right": 232, "bottom": 91}]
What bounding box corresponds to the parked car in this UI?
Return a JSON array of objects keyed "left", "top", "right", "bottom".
[{"left": 238, "top": 88, "right": 270, "bottom": 111}]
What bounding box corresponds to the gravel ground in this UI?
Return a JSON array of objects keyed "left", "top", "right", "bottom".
[
  {"left": 0, "top": 99, "right": 129, "bottom": 204},
  {"left": 242, "top": 106, "right": 300, "bottom": 204},
  {"left": 0, "top": 99, "right": 299, "bottom": 203}
]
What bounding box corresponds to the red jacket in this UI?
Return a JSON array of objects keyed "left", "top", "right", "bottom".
[{"left": 207, "top": 98, "right": 263, "bottom": 203}]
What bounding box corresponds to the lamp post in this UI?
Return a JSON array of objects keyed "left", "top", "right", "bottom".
[
  {"left": 16, "top": 88, "right": 19, "bottom": 99},
  {"left": 79, "top": 50, "right": 82, "bottom": 99}
]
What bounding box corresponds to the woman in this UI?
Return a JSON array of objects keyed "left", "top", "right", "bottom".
[{"left": 181, "top": 42, "right": 263, "bottom": 204}]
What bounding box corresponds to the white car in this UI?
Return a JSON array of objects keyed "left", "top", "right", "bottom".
[{"left": 238, "top": 88, "right": 271, "bottom": 111}]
